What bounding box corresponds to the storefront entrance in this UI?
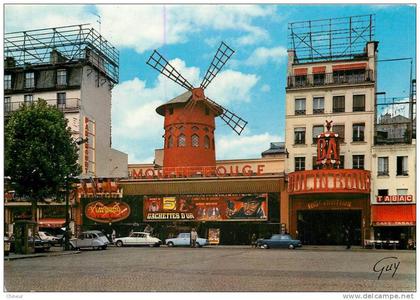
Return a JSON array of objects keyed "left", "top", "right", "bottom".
[{"left": 297, "top": 210, "right": 362, "bottom": 245}]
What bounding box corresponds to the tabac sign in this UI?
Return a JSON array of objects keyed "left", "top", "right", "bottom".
[{"left": 316, "top": 120, "right": 340, "bottom": 168}]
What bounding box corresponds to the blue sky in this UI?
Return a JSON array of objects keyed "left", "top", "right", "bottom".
[{"left": 4, "top": 4, "right": 416, "bottom": 163}]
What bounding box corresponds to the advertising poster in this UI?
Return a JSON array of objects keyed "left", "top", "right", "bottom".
[
  {"left": 208, "top": 228, "right": 220, "bottom": 245},
  {"left": 144, "top": 194, "right": 268, "bottom": 222}
]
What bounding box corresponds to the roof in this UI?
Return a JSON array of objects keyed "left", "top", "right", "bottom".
[
  {"left": 261, "top": 142, "right": 286, "bottom": 156},
  {"left": 155, "top": 90, "right": 222, "bottom": 116}
]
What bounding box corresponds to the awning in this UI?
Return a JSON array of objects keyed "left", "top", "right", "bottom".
[
  {"left": 294, "top": 68, "right": 308, "bottom": 76},
  {"left": 312, "top": 66, "right": 326, "bottom": 74},
  {"left": 332, "top": 63, "right": 367, "bottom": 71},
  {"left": 38, "top": 218, "right": 66, "bottom": 228},
  {"left": 371, "top": 205, "right": 416, "bottom": 226}
]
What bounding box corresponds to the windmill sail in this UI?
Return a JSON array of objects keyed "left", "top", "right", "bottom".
[
  {"left": 146, "top": 50, "right": 194, "bottom": 91},
  {"left": 200, "top": 42, "right": 235, "bottom": 89},
  {"left": 206, "top": 97, "right": 248, "bottom": 135}
]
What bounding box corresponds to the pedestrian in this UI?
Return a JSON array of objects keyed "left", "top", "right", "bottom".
[
  {"left": 111, "top": 229, "right": 116, "bottom": 242},
  {"left": 251, "top": 233, "right": 257, "bottom": 248},
  {"left": 345, "top": 227, "right": 351, "bottom": 249},
  {"left": 190, "top": 228, "right": 198, "bottom": 248}
]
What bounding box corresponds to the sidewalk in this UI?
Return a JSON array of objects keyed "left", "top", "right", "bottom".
[{"left": 4, "top": 246, "right": 81, "bottom": 261}]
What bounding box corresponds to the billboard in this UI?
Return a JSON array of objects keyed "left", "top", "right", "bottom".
[{"left": 143, "top": 194, "right": 268, "bottom": 222}]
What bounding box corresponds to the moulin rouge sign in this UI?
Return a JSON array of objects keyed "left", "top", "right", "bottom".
[
  {"left": 288, "top": 121, "right": 371, "bottom": 195},
  {"left": 129, "top": 164, "right": 266, "bottom": 179}
]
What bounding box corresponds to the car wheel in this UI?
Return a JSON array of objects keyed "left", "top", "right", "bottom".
[
  {"left": 101, "top": 245, "right": 107, "bottom": 250},
  {"left": 167, "top": 242, "right": 174, "bottom": 247},
  {"left": 289, "top": 244, "right": 295, "bottom": 249},
  {"left": 196, "top": 242, "right": 202, "bottom": 248},
  {"left": 262, "top": 244, "right": 269, "bottom": 249},
  {"left": 116, "top": 240, "right": 123, "bottom": 247}
]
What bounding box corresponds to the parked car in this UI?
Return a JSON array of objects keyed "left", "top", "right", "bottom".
[
  {"left": 38, "top": 231, "right": 61, "bottom": 246},
  {"left": 114, "top": 232, "right": 161, "bottom": 247},
  {"left": 69, "top": 230, "right": 110, "bottom": 250},
  {"left": 165, "top": 233, "right": 208, "bottom": 247},
  {"left": 256, "top": 234, "right": 302, "bottom": 249},
  {"left": 9, "top": 234, "right": 51, "bottom": 253}
]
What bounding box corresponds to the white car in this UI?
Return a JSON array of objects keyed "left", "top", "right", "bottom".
[
  {"left": 38, "top": 231, "right": 61, "bottom": 246},
  {"left": 165, "top": 233, "right": 208, "bottom": 247},
  {"left": 69, "top": 230, "right": 110, "bottom": 250},
  {"left": 114, "top": 232, "right": 161, "bottom": 247}
]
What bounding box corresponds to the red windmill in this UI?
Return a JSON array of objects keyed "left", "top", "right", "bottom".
[{"left": 146, "top": 42, "right": 247, "bottom": 169}]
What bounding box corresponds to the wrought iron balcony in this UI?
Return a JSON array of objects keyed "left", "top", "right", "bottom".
[
  {"left": 287, "top": 70, "right": 374, "bottom": 89},
  {"left": 4, "top": 98, "right": 80, "bottom": 116}
]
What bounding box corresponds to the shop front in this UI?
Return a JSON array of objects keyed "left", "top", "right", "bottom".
[
  {"left": 119, "top": 176, "right": 285, "bottom": 245},
  {"left": 371, "top": 198, "right": 416, "bottom": 249},
  {"left": 288, "top": 169, "right": 371, "bottom": 246}
]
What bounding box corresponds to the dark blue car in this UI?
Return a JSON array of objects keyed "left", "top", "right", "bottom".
[{"left": 256, "top": 234, "right": 302, "bottom": 249}]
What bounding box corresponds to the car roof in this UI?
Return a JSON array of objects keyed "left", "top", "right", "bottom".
[
  {"left": 132, "top": 232, "right": 148, "bottom": 234},
  {"left": 83, "top": 230, "right": 103, "bottom": 233}
]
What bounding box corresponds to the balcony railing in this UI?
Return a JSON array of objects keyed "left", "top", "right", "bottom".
[
  {"left": 287, "top": 70, "right": 374, "bottom": 88},
  {"left": 4, "top": 98, "right": 80, "bottom": 116}
]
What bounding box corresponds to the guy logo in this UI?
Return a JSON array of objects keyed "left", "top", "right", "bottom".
[{"left": 373, "top": 256, "right": 400, "bottom": 280}]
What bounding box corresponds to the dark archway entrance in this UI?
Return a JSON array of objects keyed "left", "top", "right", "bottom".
[{"left": 297, "top": 210, "right": 362, "bottom": 245}]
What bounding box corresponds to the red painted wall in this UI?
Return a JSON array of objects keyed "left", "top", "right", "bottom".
[{"left": 162, "top": 101, "right": 217, "bottom": 168}]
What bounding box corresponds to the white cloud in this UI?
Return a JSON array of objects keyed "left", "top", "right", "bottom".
[
  {"left": 261, "top": 84, "right": 271, "bottom": 92},
  {"left": 205, "top": 70, "right": 259, "bottom": 105},
  {"left": 216, "top": 132, "right": 282, "bottom": 160},
  {"left": 5, "top": 5, "right": 94, "bottom": 32},
  {"left": 96, "top": 5, "right": 275, "bottom": 52},
  {"left": 244, "top": 46, "right": 288, "bottom": 66},
  {"left": 5, "top": 4, "right": 277, "bottom": 53}
]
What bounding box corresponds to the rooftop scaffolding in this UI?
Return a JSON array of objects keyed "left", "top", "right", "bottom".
[
  {"left": 288, "top": 14, "right": 375, "bottom": 63},
  {"left": 4, "top": 24, "right": 119, "bottom": 84}
]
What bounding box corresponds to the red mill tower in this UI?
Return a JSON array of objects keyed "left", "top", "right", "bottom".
[{"left": 147, "top": 42, "right": 247, "bottom": 168}]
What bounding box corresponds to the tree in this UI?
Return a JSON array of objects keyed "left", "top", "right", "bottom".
[{"left": 5, "top": 99, "right": 81, "bottom": 223}]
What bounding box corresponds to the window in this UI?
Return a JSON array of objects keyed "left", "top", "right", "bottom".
[
  {"left": 192, "top": 126, "right": 199, "bottom": 131},
  {"left": 294, "top": 127, "right": 306, "bottom": 145},
  {"left": 378, "top": 189, "right": 389, "bottom": 196},
  {"left": 167, "top": 136, "right": 173, "bottom": 148},
  {"left": 295, "top": 75, "right": 307, "bottom": 87},
  {"left": 57, "top": 92, "right": 66, "bottom": 108},
  {"left": 353, "top": 95, "right": 365, "bottom": 112},
  {"left": 313, "top": 73, "right": 325, "bottom": 86},
  {"left": 312, "top": 125, "right": 324, "bottom": 144},
  {"left": 378, "top": 157, "right": 389, "bottom": 176},
  {"left": 4, "top": 97, "right": 11, "bottom": 113},
  {"left": 337, "top": 155, "right": 345, "bottom": 169},
  {"left": 4, "top": 74, "right": 12, "bottom": 90},
  {"left": 25, "top": 72, "right": 35, "bottom": 89},
  {"left": 204, "top": 135, "right": 210, "bottom": 149},
  {"left": 24, "top": 94, "right": 33, "bottom": 104},
  {"left": 352, "top": 123, "right": 365, "bottom": 142},
  {"left": 57, "top": 69, "right": 67, "bottom": 86},
  {"left": 312, "top": 156, "right": 319, "bottom": 170},
  {"left": 205, "top": 107, "right": 210, "bottom": 115},
  {"left": 333, "top": 125, "right": 345, "bottom": 143},
  {"left": 313, "top": 97, "right": 324, "bottom": 114},
  {"left": 191, "top": 134, "right": 199, "bottom": 147},
  {"left": 397, "top": 189, "right": 408, "bottom": 195},
  {"left": 295, "top": 98, "right": 306, "bottom": 115},
  {"left": 333, "top": 69, "right": 365, "bottom": 84},
  {"left": 396, "top": 156, "right": 408, "bottom": 176},
  {"left": 178, "top": 134, "right": 186, "bottom": 147},
  {"left": 295, "top": 157, "right": 305, "bottom": 171},
  {"left": 352, "top": 155, "right": 364, "bottom": 170},
  {"left": 333, "top": 96, "right": 345, "bottom": 113},
  {"left": 168, "top": 107, "right": 174, "bottom": 115}
]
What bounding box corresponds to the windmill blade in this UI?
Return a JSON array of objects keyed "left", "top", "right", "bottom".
[
  {"left": 146, "top": 50, "right": 194, "bottom": 91},
  {"left": 200, "top": 42, "right": 235, "bottom": 90},
  {"left": 206, "top": 97, "right": 247, "bottom": 135}
]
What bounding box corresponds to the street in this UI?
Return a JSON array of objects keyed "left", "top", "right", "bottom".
[{"left": 4, "top": 246, "right": 416, "bottom": 292}]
